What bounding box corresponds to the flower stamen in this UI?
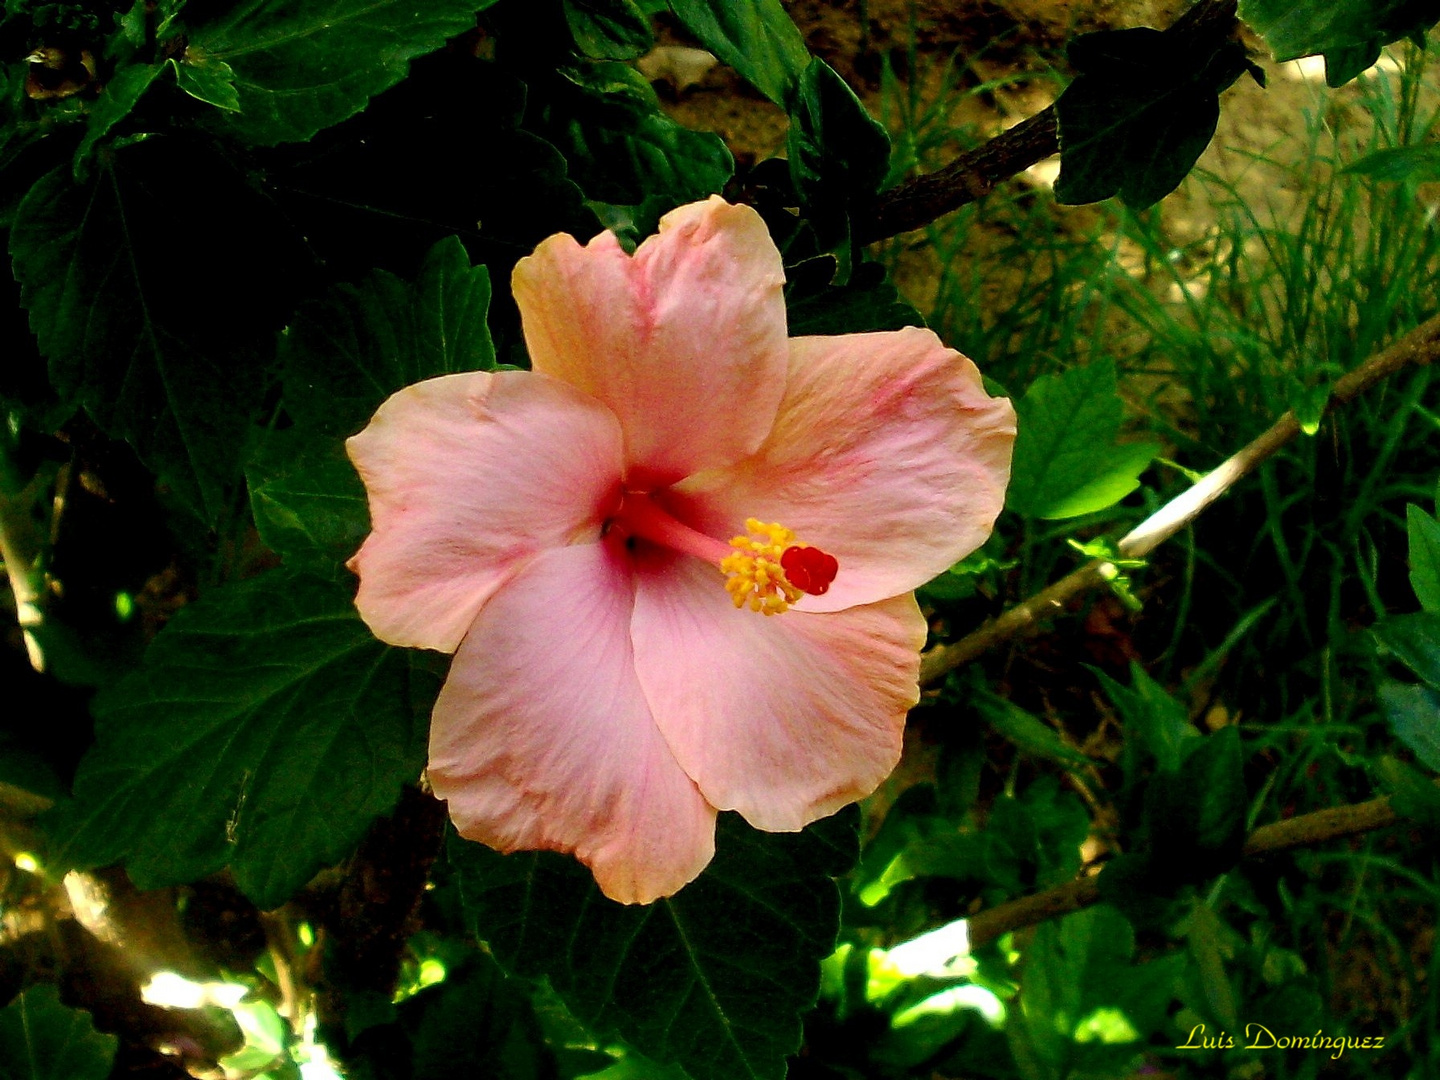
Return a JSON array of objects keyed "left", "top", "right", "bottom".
[{"left": 721, "top": 518, "right": 838, "bottom": 615}]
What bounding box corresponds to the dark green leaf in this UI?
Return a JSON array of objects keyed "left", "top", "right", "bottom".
[
  {"left": 550, "top": 62, "right": 732, "bottom": 206},
  {"left": 73, "top": 63, "right": 161, "bottom": 175},
  {"left": 587, "top": 195, "right": 670, "bottom": 251},
  {"left": 1375, "top": 611, "right": 1440, "bottom": 687},
  {"left": 786, "top": 58, "right": 891, "bottom": 216},
  {"left": 984, "top": 779, "right": 1090, "bottom": 893},
  {"left": 978, "top": 696, "right": 1095, "bottom": 771},
  {"left": 1346, "top": 143, "right": 1440, "bottom": 184},
  {"left": 565, "top": 0, "right": 655, "bottom": 59},
  {"left": 0, "top": 733, "right": 64, "bottom": 803},
  {"left": 1008, "top": 906, "right": 1177, "bottom": 1078},
  {"left": 1094, "top": 662, "right": 1197, "bottom": 775},
  {"left": 248, "top": 433, "right": 369, "bottom": 579},
  {"left": 1376, "top": 755, "right": 1440, "bottom": 827},
  {"left": 785, "top": 261, "right": 923, "bottom": 335},
  {"left": 1409, "top": 503, "right": 1440, "bottom": 611},
  {"left": 1182, "top": 727, "right": 1247, "bottom": 856},
  {"left": 1322, "top": 40, "right": 1384, "bottom": 85},
  {"left": 183, "top": 0, "right": 501, "bottom": 145},
  {"left": 1380, "top": 680, "right": 1440, "bottom": 772},
  {"left": 666, "top": 0, "right": 809, "bottom": 105},
  {"left": 1145, "top": 727, "right": 1247, "bottom": 879},
  {"left": 114, "top": 0, "right": 148, "bottom": 50},
  {"left": 264, "top": 56, "right": 596, "bottom": 272},
  {"left": 1054, "top": 27, "right": 1249, "bottom": 208},
  {"left": 9, "top": 143, "right": 306, "bottom": 521},
  {"left": 43, "top": 570, "right": 436, "bottom": 909},
  {"left": 282, "top": 236, "right": 494, "bottom": 437},
  {"left": 1185, "top": 903, "right": 1238, "bottom": 1031},
  {"left": 451, "top": 810, "right": 858, "bottom": 1080},
  {"left": 171, "top": 47, "right": 242, "bottom": 111},
  {"left": 1006, "top": 359, "right": 1160, "bottom": 519},
  {"left": 349, "top": 952, "right": 557, "bottom": 1080},
  {"left": 1092, "top": 852, "right": 1178, "bottom": 931},
  {"left": 1238, "top": 0, "right": 1440, "bottom": 84},
  {"left": 0, "top": 985, "right": 116, "bottom": 1080},
  {"left": 0, "top": 64, "right": 55, "bottom": 232}
]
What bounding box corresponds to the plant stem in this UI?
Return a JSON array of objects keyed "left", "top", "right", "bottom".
[
  {"left": 967, "top": 789, "right": 1408, "bottom": 948},
  {"left": 0, "top": 433, "right": 45, "bottom": 671},
  {"left": 920, "top": 310, "right": 1440, "bottom": 686}
]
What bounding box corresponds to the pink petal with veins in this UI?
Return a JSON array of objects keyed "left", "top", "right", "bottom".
[
  {"left": 429, "top": 539, "right": 717, "bottom": 904},
  {"left": 346, "top": 371, "right": 624, "bottom": 652},
  {"left": 513, "top": 196, "right": 787, "bottom": 487},
  {"left": 631, "top": 549, "right": 927, "bottom": 832},
  {"left": 668, "top": 328, "right": 1016, "bottom": 612}
]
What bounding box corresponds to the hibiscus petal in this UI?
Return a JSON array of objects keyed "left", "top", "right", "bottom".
[
  {"left": 429, "top": 539, "right": 717, "bottom": 904},
  {"left": 632, "top": 551, "right": 926, "bottom": 832},
  {"left": 347, "top": 371, "right": 624, "bottom": 652},
  {"left": 512, "top": 196, "right": 788, "bottom": 486},
  {"left": 668, "top": 328, "right": 1016, "bottom": 612}
]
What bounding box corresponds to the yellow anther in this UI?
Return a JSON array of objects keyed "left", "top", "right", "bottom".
[{"left": 720, "top": 518, "right": 805, "bottom": 616}]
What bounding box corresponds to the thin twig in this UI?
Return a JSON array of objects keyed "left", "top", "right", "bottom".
[
  {"left": 967, "top": 790, "right": 1408, "bottom": 948},
  {"left": 854, "top": 0, "right": 1242, "bottom": 243},
  {"left": 920, "top": 311, "right": 1440, "bottom": 687}
]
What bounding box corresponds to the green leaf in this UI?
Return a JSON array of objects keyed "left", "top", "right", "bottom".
[
  {"left": 0, "top": 732, "right": 64, "bottom": 803},
  {"left": 406, "top": 955, "right": 557, "bottom": 1080},
  {"left": 666, "top": 0, "right": 810, "bottom": 105},
  {"left": 1374, "top": 611, "right": 1440, "bottom": 688},
  {"left": 1008, "top": 907, "right": 1176, "bottom": 1078},
  {"left": 1409, "top": 503, "right": 1440, "bottom": 612},
  {"left": 1006, "top": 359, "right": 1160, "bottom": 520},
  {"left": 221, "top": 1000, "right": 289, "bottom": 1074},
  {"left": 1044, "top": 441, "right": 1159, "bottom": 520},
  {"left": 978, "top": 696, "right": 1095, "bottom": 771},
  {"left": 1238, "top": 0, "right": 1440, "bottom": 84},
  {"left": 9, "top": 143, "right": 305, "bottom": 521},
  {"left": 984, "top": 778, "right": 1090, "bottom": 893},
  {"left": 348, "top": 951, "right": 557, "bottom": 1080},
  {"left": 1185, "top": 904, "right": 1238, "bottom": 1031},
  {"left": 1345, "top": 144, "right": 1440, "bottom": 184},
  {"left": 171, "top": 47, "right": 242, "bottom": 111},
  {"left": 183, "top": 0, "right": 501, "bottom": 145},
  {"left": 43, "top": 570, "right": 436, "bottom": 909},
  {"left": 451, "top": 810, "right": 858, "bottom": 1080},
  {"left": 1323, "top": 40, "right": 1384, "bottom": 85},
  {"left": 1380, "top": 681, "right": 1440, "bottom": 772},
  {"left": 73, "top": 63, "right": 161, "bottom": 175},
  {"left": 0, "top": 985, "right": 116, "bottom": 1080},
  {"left": 1054, "top": 27, "right": 1249, "bottom": 208},
  {"left": 282, "top": 236, "right": 494, "bottom": 437},
  {"left": 1145, "top": 727, "right": 1247, "bottom": 879},
  {"left": 265, "top": 59, "right": 597, "bottom": 263},
  {"left": 1376, "top": 755, "right": 1440, "bottom": 827},
  {"left": 565, "top": 0, "right": 655, "bottom": 59},
  {"left": 550, "top": 62, "right": 732, "bottom": 207},
  {"left": 785, "top": 261, "right": 923, "bottom": 335},
  {"left": 786, "top": 58, "right": 891, "bottom": 216},
  {"left": 114, "top": 0, "right": 148, "bottom": 50},
  {"left": 248, "top": 433, "right": 369, "bottom": 579},
  {"left": 1094, "top": 662, "right": 1197, "bottom": 775}
]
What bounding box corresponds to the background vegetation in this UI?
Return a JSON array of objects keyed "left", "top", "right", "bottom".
[{"left": 4, "top": 0, "right": 1440, "bottom": 1078}]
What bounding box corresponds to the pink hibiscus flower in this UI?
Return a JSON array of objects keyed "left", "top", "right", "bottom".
[{"left": 346, "top": 197, "right": 1015, "bottom": 904}]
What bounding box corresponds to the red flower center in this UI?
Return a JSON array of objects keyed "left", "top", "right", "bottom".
[{"left": 780, "top": 545, "right": 839, "bottom": 596}]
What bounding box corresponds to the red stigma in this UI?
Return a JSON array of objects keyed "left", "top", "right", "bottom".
[{"left": 780, "top": 546, "right": 838, "bottom": 596}]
